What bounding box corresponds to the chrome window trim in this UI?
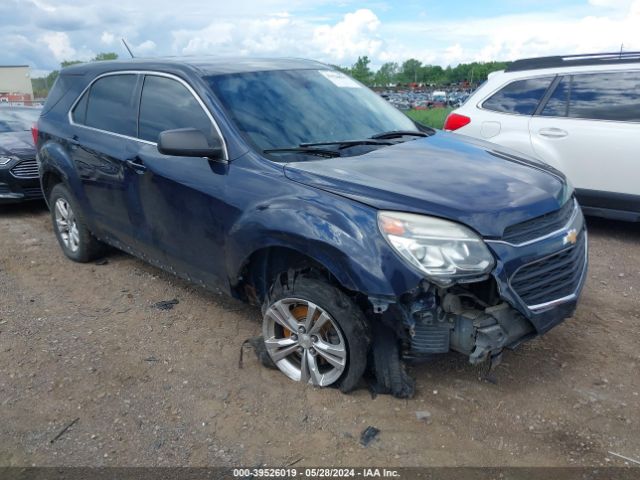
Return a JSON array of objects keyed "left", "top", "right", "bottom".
[
  {"left": 508, "top": 230, "right": 588, "bottom": 313},
  {"left": 486, "top": 198, "right": 579, "bottom": 248},
  {"left": 67, "top": 70, "right": 229, "bottom": 160}
]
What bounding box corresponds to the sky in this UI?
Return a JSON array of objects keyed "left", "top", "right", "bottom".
[{"left": 1, "top": 0, "right": 639, "bottom": 77}]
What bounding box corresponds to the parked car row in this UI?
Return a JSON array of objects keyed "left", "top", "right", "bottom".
[
  {"left": 30, "top": 57, "right": 589, "bottom": 397},
  {"left": 380, "top": 89, "right": 470, "bottom": 110}
]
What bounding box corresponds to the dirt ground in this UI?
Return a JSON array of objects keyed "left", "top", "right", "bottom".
[{"left": 0, "top": 201, "right": 639, "bottom": 467}]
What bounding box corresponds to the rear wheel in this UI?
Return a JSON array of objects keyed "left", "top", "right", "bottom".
[
  {"left": 49, "top": 183, "right": 105, "bottom": 262},
  {"left": 262, "top": 275, "right": 368, "bottom": 392}
]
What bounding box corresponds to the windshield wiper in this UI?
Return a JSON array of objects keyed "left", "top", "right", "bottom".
[
  {"left": 370, "top": 130, "right": 432, "bottom": 139},
  {"left": 263, "top": 147, "right": 341, "bottom": 158},
  {"left": 300, "top": 139, "right": 394, "bottom": 148}
]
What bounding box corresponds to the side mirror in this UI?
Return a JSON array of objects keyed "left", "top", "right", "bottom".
[{"left": 157, "top": 128, "right": 223, "bottom": 159}]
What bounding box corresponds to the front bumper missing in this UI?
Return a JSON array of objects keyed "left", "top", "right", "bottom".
[{"left": 404, "top": 300, "right": 540, "bottom": 365}]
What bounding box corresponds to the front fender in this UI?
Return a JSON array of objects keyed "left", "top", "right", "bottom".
[{"left": 225, "top": 192, "right": 423, "bottom": 299}]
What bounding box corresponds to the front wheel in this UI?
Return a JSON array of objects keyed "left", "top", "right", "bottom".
[{"left": 262, "top": 275, "right": 369, "bottom": 392}]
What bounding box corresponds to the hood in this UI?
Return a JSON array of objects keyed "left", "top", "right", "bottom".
[
  {"left": 0, "top": 130, "right": 35, "bottom": 157},
  {"left": 284, "top": 131, "right": 571, "bottom": 238}
]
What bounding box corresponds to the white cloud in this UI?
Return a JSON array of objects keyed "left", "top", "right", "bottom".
[
  {"left": 101, "top": 31, "right": 115, "bottom": 45},
  {"left": 40, "top": 31, "right": 76, "bottom": 61},
  {"left": 171, "top": 9, "right": 384, "bottom": 64},
  {"left": 312, "top": 9, "right": 383, "bottom": 62},
  {"left": 3, "top": 1, "right": 640, "bottom": 74},
  {"left": 134, "top": 40, "right": 156, "bottom": 55},
  {"left": 382, "top": 1, "right": 640, "bottom": 66},
  {"left": 588, "top": 0, "right": 634, "bottom": 7}
]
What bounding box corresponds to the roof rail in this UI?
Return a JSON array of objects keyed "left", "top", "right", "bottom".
[{"left": 505, "top": 51, "right": 640, "bottom": 72}]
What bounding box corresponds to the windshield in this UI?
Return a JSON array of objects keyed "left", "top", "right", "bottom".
[
  {"left": 0, "top": 108, "right": 41, "bottom": 133},
  {"left": 205, "top": 69, "right": 418, "bottom": 152}
]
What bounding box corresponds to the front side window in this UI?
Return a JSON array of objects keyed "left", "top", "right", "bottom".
[
  {"left": 138, "top": 75, "right": 213, "bottom": 143},
  {"left": 204, "top": 69, "right": 418, "bottom": 152},
  {"left": 84, "top": 74, "right": 138, "bottom": 136},
  {"left": 482, "top": 77, "right": 554, "bottom": 115}
]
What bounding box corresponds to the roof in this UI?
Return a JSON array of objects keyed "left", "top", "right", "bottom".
[
  {"left": 61, "top": 57, "right": 330, "bottom": 76},
  {"left": 505, "top": 51, "right": 640, "bottom": 72}
]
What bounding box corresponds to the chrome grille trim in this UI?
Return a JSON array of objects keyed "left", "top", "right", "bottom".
[{"left": 10, "top": 158, "right": 39, "bottom": 179}]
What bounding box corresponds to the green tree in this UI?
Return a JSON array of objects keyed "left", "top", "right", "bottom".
[
  {"left": 32, "top": 52, "right": 120, "bottom": 98},
  {"left": 93, "top": 52, "right": 118, "bottom": 62},
  {"left": 60, "top": 60, "right": 83, "bottom": 68},
  {"left": 330, "top": 64, "right": 352, "bottom": 75},
  {"left": 350, "top": 56, "right": 372, "bottom": 85},
  {"left": 374, "top": 62, "right": 398, "bottom": 86},
  {"left": 398, "top": 59, "right": 422, "bottom": 84}
]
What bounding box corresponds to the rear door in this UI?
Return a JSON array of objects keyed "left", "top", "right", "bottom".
[
  {"left": 530, "top": 70, "right": 640, "bottom": 199},
  {"left": 69, "top": 73, "right": 145, "bottom": 245}
]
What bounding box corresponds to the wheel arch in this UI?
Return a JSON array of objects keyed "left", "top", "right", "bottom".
[{"left": 231, "top": 244, "right": 362, "bottom": 306}]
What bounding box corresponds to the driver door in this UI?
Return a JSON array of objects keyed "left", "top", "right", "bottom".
[{"left": 128, "top": 74, "right": 230, "bottom": 288}]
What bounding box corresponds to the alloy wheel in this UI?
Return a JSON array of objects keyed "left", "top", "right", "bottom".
[
  {"left": 263, "top": 298, "right": 347, "bottom": 386},
  {"left": 54, "top": 198, "right": 80, "bottom": 253}
]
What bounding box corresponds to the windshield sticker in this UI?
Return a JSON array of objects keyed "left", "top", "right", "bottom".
[{"left": 319, "top": 70, "right": 362, "bottom": 88}]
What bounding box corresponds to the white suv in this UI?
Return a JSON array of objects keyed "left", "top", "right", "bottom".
[{"left": 444, "top": 52, "right": 640, "bottom": 222}]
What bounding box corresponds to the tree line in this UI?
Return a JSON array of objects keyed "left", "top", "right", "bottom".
[
  {"left": 31, "top": 52, "right": 509, "bottom": 97},
  {"left": 31, "top": 52, "right": 119, "bottom": 98},
  {"left": 335, "top": 56, "right": 510, "bottom": 87}
]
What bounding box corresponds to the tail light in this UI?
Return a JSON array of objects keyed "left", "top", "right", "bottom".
[
  {"left": 443, "top": 113, "right": 471, "bottom": 131},
  {"left": 31, "top": 123, "right": 39, "bottom": 146}
]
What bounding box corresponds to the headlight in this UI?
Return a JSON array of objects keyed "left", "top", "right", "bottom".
[
  {"left": 0, "top": 155, "right": 17, "bottom": 166},
  {"left": 378, "top": 211, "right": 495, "bottom": 285}
]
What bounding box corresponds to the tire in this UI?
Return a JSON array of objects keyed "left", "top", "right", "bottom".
[
  {"left": 49, "top": 183, "right": 106, "bottom": 263},
  {"left": 370, "top": 322, "right": 416, "bottom": 399},
  {"left": 262, "top": 274, "right": 369, "bottom": 393}
]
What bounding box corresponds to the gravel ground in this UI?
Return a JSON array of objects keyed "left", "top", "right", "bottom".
[{"left": 0, "top": 201, "right": 639, "bottom": 467}]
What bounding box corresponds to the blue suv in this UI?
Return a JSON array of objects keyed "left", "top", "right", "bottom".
[{"left": 35, "top": 58, "right": 587, "bottom": 397}]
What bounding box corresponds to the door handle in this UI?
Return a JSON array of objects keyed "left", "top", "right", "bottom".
[
  {"left": 124, "top": 157, "right": 147, "bottom": 173},
  {"left": 539, "top": 128, "right": 568, "bottom": 138}
]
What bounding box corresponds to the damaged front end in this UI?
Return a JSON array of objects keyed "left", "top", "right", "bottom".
[
  {"left": 371, "top": 201, "right": 588, "bottom": 390},
  {"left": 376, "top": 280, "right": 536, "bottom": 368}
]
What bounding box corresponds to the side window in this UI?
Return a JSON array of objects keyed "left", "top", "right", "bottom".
[
  {"left": 71, "top": 90, "right": 89, "bottom": 124},
  {"left": 483, "top": 77, "right": 554, "bottom": 115},
  {"left": 138, "top": 75, "right": 212, "bottom": 143},
  {"left": 84, "top": 75, "right": 138, "bottom": 136},
  {"left": 541, "top": 77, "right": 570, "bottom": 117},
  {"left": 568, "top": 71, "right": 640, "bottom": 122}
]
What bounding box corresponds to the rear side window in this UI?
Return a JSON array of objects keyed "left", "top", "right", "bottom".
[
  {"left": 542, "top": 72, "right": 640, "bottom": 122},
  {"left": 138, "top": 75, "right": 212, "bottom": 143},
  {"left": 483, "top": 77, "right": 554, "bottom": 115},
  {"left": 570, "top": 72, "right": 640, "bottom": 122},
  {"left": 42, "top": 74, "right": 82, "bottom": 115},
  {"left": 71, "top": 90, "right": 88, "bottom": 124},
  {"left": 84, "top": 74, "right": 138, "bottom": 136}
]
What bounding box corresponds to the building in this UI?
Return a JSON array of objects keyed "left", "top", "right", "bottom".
[{"left": 0, "top": 65, "right": 33, "bottom": 104}]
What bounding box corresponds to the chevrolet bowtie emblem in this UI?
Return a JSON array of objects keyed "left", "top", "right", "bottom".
[{"left": 563, "top": 228, "right": 578, "bottom": 245}]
